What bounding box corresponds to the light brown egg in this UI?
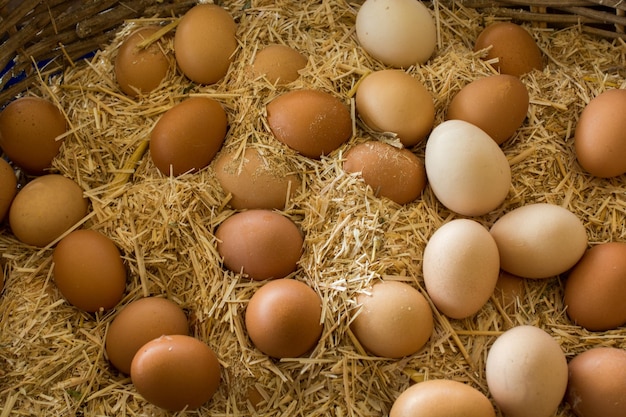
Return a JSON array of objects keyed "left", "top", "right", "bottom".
[
  {"left": 115, "top": 26, "right": 170, "bottom": 97},
  {"left": 564, "top": 242, "right": 626, "bottom": 331},
  {"left": 446, "top": 74, "right": 529, "bottom": 144},
  {"left": 350, "top": 280, "right": 433, "bottom": 358},
  {"left": 474, "top": 22, "right": 543, "bottom": 76},
  {"left": 0, "top": 96, "right": 66, "bottom": 174},
  {"left": 390, "top": 379, "right": 496, "bottom": 417},
  {"left": 343, "top": 141, "right": 426, "bottom": 205},
  {"left": 213, "top": 147, "right": 301, "bottom": 210},
  {"left": 9, "top": 174, "right": 89, "bottom": 247},
  {"left": 0, "top": 158, "right": 16, "bottom": 220},
  {"left": 574, "top": 89, "right": 626, "bottom": 178},
  {"left": 494, "top": 270, "right": 525, "bottom": 310},
  {"left": 150, "top": 97, "right": 227, "bottom": 176},
  {"left": 53, "top": 229, "right": 126, "bottom": 312},
  {"left": 131, "top": 334, "right": 221, "bottom": 411},
  {"left": 105, "top": 297, "right": 189, "bottom": 375},
  {"left": 249, "top": 44, "right": 307, "bottom": 85},
  {"left": 174, "top": 4, "right": 237, "bottom": 85},
  {"left": 355, "top": 69, "right": 434, "bottom": 147},
  {"left": 245, "top": 278, "right": 323, "bottom": 358},
  {"left": 266, "top": 89, "right": 352, "bottom": 159}
]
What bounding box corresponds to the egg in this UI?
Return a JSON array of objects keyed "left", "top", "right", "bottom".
[
  {"left": 0, "top": 96, "right": 67, "bottom": 174},
  {"left": 446, "top": 74, "right": 529, "bottom": 144},
  {"left": 52, "top": 229, "right": 126, "bottom": 312},
  {"left": 105, "top": 297, "right": 189, "bottom": 375},
  {"left": 486, "top": 325, "right": 568, "bottom": 417},
  {"left": 355, "top": 69, "right": 435, "bottom": 147},
  {"left": 350, "top": 280, "right": 433, "bottom": 358},
  {"left": 355, "top": 0, "right": 436, "bottom": 67},
  {"left": 343, "top": 141, "right": 426, "bottom": 205},
  {"left": 0, "top": 158, "right": 16, "bottom": 220},
  {"left": 244, "top": 278, "right": 322, "bottom": 358},
  {"left": 422, "top": 219, "right": 500, "bottom": 319},
  {"left": 174, "top": 4, "right": 237, "bottom": 85},
  {"left": 248, "top": 44, "right": 307, "bottom": 85},
  {"left": 130, "top": 334, "right": 221, "bottom": 411},
  {"left": 266, "top": 89, "right": 352, "bottom": 158},
  {"left": 489, "top": 203, "right": 588, "bottom": 279},
  {"left": 424, "top": 120, "right": 511, "bottom": 216},
  {"left": 215, "top": 209, "right": 303, "bottom": 281},
  {"left": 390, "top": 379, "right": 496, "bottom": 417},
  {"left": 474, "top": 22, "right": 543, "bottom": 77},
  {"left": 564, "top": 242, "right": 626, "bottom": 331},
  {"left": 9, "top": 174, "right": 89, "bottom": 247},
  {"left": 114, "top": 26, "right": 170, "bottom": 97},
  {"left": 574, "top": 89, "right": 626, "bottom": 178},
  {"left": 494, "top": 270, "right": 526, "bottom": 310},
  {"left": 150, "top": 97, "right": 227, "bottom": 176},
  {"left": 566, "top": 347, "right": 626, "bottom": 417},
  {"left": 213, "top": 146, "right": 301, "bottom": 210}
]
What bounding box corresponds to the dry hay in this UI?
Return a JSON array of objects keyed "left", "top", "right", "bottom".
[{"left": 1, "top": 0, "right": 626, "bottom": 416}]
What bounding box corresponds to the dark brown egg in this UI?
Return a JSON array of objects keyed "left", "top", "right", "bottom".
[
  {"left": 249, "top": 44, "right": 307, "bottom": 85},
  {"left": 0, "top": 158, "right": 16, "bottom": 220}
]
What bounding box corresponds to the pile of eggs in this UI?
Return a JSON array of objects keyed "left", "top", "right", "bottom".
[{"left": 1, "top": 0, "right": 626, "bottom": 415}]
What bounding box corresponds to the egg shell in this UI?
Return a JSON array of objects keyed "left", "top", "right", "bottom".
[
  {"left": 9, "top": 174, "right": 89, "bottom": 247},
  {"left": 566, "top": 347, "right": 626, "bottom": 417},
  {"left": 494, "top": 270, "right": 525, "bottom": 311},
  {"left": 0, "top": 158, "right": 16, "bottom": 220},
  {"left": 114, "top": 26, "right": 170, "bottom": 97},
  {"left": 355, "top": 69, "right": 435, "bottom": 147},
  {"left": 355, "top": 0, "right": 436, "bottom": 67},
  {"left": 266, "top": 89, "right": 352, "bottom": 159},
  {"left": 424, "top": 120, "right": 511, "bottom": 216},
  {"left": 0, "top": 96, "right": 66, "bottom": 174},
  {"left": 474, "top": 22, "right": 543, "bottom": 76},
  {"left": 574, "top": 89, "right": 626, "bottom": 178},
  {"left": 350, "top": 280, "right": 433, "bottom": 358},
  {"left": 215, "top": 209, "right": 303, "bottom": 280},
  {"left": 249, "top": 44, "right": 307, "bottom": 85},
  {"left": 244, "top": 278, "right": 322, "bottom": 358},
  {"left": 489, "top": 203, "right": 588, "bottom": 279},
  {"left": 486, "top": 325, "right": 568, "bottom": 417},
  {"left": 390, "top": 379, "right": 496, "bottom": 417},
  {"left": 446, "top": 74, "right": 529, "bottom": 144},
  {"left": 105, "top": 297, "right": 189, "bottom": 375},
  {"left": 150, "top": 97, "right": 227, "bottom": 176},
  {"left": 343, "top": 141, "right": 426, "bottom": 205},
  {"left": 174, "top": 4, "right": 237, "bottom": 85},
  {"left": 130, "top": 334, "right": 221, "bottom": 411},
  {"left": 564, "top": 242, "right": 626, "bottom": 331},
  {"left": 214, "top": 147, "right": 301, "bottom": 210},
  {"left": 53, "top": 229, "right": 126, "bottom": 312},
  {"left": 422, "top": 219, "right": 500, "bottom": 319}
]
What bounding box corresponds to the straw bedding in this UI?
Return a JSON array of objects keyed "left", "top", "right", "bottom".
[{"left": 0, "top": 0, "right": 625, "bottom": 416}]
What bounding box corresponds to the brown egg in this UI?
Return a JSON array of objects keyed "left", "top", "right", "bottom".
[
  {"left": 355, "top": 69, "right": 435, "bottom": 147},
  {"left": 215, "top": 209, "right": 303, "bottom": 280},
  {"left": 105, "top": 297, "right": 189, "bottom": 375},
  {"left": 174, "top": 4, "right": 237, "bottom": 85},
  {"left": 249, "top": 44, "right": 307, "bottom": 85},
  {"left": 350, "top": 280, "right": 433, "bottom": 358},
  {"left": 566, "top": 347, "right": 626, "bottom": 417},
  {"left": 474, "top": 22, "right": 543, "bottom": 76},
  {"left": 150, "top": 97, "right": 227, "bottom": 176},
  {"left": 343, "top": 141, "right": 426, "bottom": 205},
  {"left": 115, "top": 26, "right": 170, "bottom": 97},
  {"left": 390, "top": 379, "right": 496, "bottom": 417},
  {"left": 564, "top": 242, "right": 626, "bottom": 331},
  {"left": 213, "top": 147, "right": 301, "bottom": 210},
  {"left": 574, "top": 89, "right": 626, "bottom": 178},
  {"left": 9, "top": 174, "right": 89, "bottom": 247},
  {"left": 131, "top": 334, "right": 221, "bottom": 411},
  {"left": 494, "top": 270, "right": 525, "bottom": 309},
  {"left": 0, "top": 158, "right": 16, "bottom": 220},
  {"left": 446, "top": 74, "right": 529, "bottom": 144},
  {"left": 244, "top": 278, "right": 322, "bottom": 358},
  {"left": 266, "top": 89, "right": 352, "bottom": 159},
  {"left": 53, "top": 229, "right": 126, "bottom": 312},
  {"left": 0, "top": 96, "right": 67, "bottom": 174}
]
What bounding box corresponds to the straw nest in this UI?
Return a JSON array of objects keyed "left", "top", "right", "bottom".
[{"left": 1, "top": 0, "right": 625, "bottom": 416}]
